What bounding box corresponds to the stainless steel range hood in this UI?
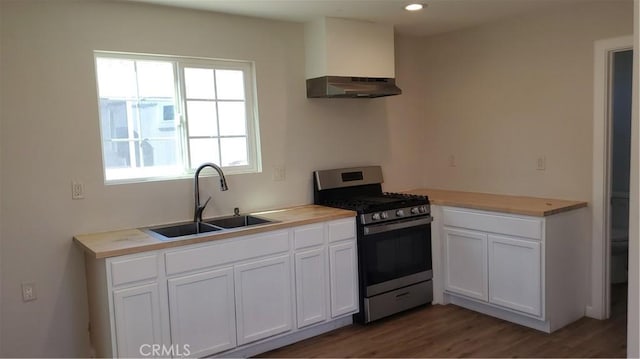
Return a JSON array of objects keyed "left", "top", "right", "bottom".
[{"left": 306, "top": 76, "right": 402, "bottom": 98}]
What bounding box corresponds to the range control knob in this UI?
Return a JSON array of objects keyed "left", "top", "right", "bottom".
[
  {"left": 380, "top": 211, "right": 389, "bottom": 219},
  {"left": 396, "top": 209, "right": 405, "bottom": 217},
  {"left": 411, "top": 207, "right": 419, "bottom": 215},
  {"left": 419, "top": 206, "right": 428, "bottom": 213},
  {"left": 371, "top": 213, "right": 381, "bottom": 221}
]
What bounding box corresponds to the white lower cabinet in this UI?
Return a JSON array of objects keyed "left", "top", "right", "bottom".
[
  {"left": 443, "top": 227, "right": 542, "bottom": 317},
  {"left": 294, "top": 248, "right": 328, "bottom": 328},
  {"left": 292, "top": 219, "right": 359, "bottom": 328},
  {"left": 443, "top": 228, "right": 488, "bottom": 301},
  {"left": 328, "top": 240, "right": 359, "bottom": 317},
  {"left": 86, "top": 217, "right": 358, "bottom": 358},
  {"left": 443, "top": 226, "right": 542, "bottom": 318},
  {"left": 235, "top": 255, "right": 293, "bottom": 345},
  {"left": 442, "top": 207, "right": 543, "bottom": 319},
  {"left": 488, "top": 234, "right": 541, "bottom": 316},
  {"left": 112, "top": 283, "right": 164, "bottom": 358},
  {"left": 437, "top": 205, "right": 587, "bottom": 333},
  {"left": 167, "top": 267, "right": 236, "bottom": 357}
]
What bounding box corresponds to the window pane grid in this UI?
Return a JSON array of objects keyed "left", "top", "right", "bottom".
[
  {"left": 183, "top": 67, "right": 249, "bottom": 169},
  {"left": 107, "top": 137, "right": 178, "bottom": 142},
  {"left": 185, "top": 98, "right": 245, "bottom": 103},
  {"left": 188, "top": 135, "right": 247, "bottom": 139}
]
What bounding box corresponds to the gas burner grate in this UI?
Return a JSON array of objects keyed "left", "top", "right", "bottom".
[
  {"left": 318, "top": 193, "right": 429, "bottom": 214},
  {"left": 382, "top": 192, "right": 429, "bottom": 200}
]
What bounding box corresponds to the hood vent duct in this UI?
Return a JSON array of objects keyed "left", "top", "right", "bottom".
[
  {"left": 304, "top": 17, "right": 401, "bottom": 99},
  {"left": 306, "top": 76, "right": 402, "bottom": 98}
]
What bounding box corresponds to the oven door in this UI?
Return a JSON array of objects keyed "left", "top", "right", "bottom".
[{"left": 360, "top": 216, "right": 433, "bottom": 297}]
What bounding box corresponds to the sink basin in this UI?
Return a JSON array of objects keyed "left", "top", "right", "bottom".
[
  {"left": 149, "top": 222, "right": 221, "bottom": 239},
  {"left": 204, "top": 215, "right": 272, "bottom": 229},
  {"left": 145, "top": 215, "right": 274, "bottom": 240}
]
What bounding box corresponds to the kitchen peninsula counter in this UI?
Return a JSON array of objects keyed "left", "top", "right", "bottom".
[
  {"left": 406, "top": 188, "right": 587, "bottom": 217},
  {"left": 74, "top": 204, "right": 355, "bottom": 259}
]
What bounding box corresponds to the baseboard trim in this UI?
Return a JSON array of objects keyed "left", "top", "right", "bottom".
[
  {"left": 214, "top": 316, "right": 353, "bottom": 358},
  {"left": 585, "top": 305, "right": 605, "bottom": 320},
  {"left": 449, "top": 295, "right": 551, "bottom": 333}
]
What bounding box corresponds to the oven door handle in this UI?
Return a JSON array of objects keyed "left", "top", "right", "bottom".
[{"left": 363, "top": 216, "right": 433, "bottom": 235}]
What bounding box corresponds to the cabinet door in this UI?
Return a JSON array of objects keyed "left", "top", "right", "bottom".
[
  {"left": 443, "top": 227, "right": 488, "bottom": 301},
  {"left": 167, "top": 267, "right": 236, "bottom": 357},
  {"left": 329, "top": 240, "right": 359, "bottom": 317},
  {"left": 234, "top": 255, "right": 293, "bottom": 345},
  {"left": 488, "top": 234, "right": 542, "bottom": 317},
  {"left": 295, "top": 248, "right": 328, "bottom": 328},
  {"left": 113, "top": 283, "right": 164, "bottom": 358}
]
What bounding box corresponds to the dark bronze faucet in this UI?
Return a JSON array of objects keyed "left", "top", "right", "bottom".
[{"left": 194, "top": 163, "right": 228, "bottom": 222}]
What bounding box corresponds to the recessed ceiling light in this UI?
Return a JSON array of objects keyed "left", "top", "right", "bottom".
[{"left": 404, "top": 3, "right": 424, "bottom": 11}]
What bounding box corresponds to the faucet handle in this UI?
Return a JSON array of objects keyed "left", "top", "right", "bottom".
[
  {"left": 195, "top": 196, "right": 212, "bottom": 222},
  {"left": 202, "top": 196, "right": 212, "bottom": 209}
]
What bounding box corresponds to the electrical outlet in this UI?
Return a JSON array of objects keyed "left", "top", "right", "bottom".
[
  {"left": 537, "top": 156, "right": 546, "bottom": 171},
  {"left": 448, "top": 155, "right": 456, "bottom": 167},
  {"left": 273, "top": 166, "right": 286, "bottom": 181},
  {"left": 71, "top": 181, "right": 84, "bottom": 199},
  {"left": 22, "top": 282, "right": 37, "bottom": 302}
]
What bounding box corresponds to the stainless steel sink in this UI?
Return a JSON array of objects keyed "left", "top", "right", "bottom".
[
  {"left": 145, "top": 215, "right": 274, "bottom": 240},
  {"left": 148, "top": 222, "right": 221, "bottom": 239},
  {"left": 203, "top": 215, "right": 272, "bottom": 229}
]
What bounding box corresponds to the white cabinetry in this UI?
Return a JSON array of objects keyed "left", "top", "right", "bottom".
[
  {"left": 443, "top": 228, "right": 542, "bottom": 315},
  {"left": 165, "top": 229, "right": 291, "bottom": 354},
  {"left": 295, "top": 248, "right": 328, "bottom": 328},
  {"left": 112, "top": 283, "right": 164, "bottom": 358},
  {"left": 104, "top": 253, "right": 170, "bottom": 358},
  {"left": 167, "top": 267, "right": 236, "bottom": 357},
  {"left": 235, "top": 255, "right": 293, "bottom": 345},
  {"left": 329, "top": 241, "right": 358, "bottom": 317},
  {"left": 436, "top": 206, "right": 586, "bottom": 333},
  {"left": 84, "top": 217, "right": 358, "bottom": 358},
  {"left": 442, "top": 207, "right": 543, "bottom": 319},
  {"left": 443, "top": 228, "right": 488, "bottom": 301},
  {"left": 328, "top": 219, "right": 359, "bottom": 318},
  {"left": 293, "top": 224, "right": 328, "bottom": 329},
  {"left": 488, "top": 234, "right": 541, "bottom": 316}
]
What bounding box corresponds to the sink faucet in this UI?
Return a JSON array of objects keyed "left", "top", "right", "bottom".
[{"left": 194, "top": 163, "right": 229, "bottom": 222}]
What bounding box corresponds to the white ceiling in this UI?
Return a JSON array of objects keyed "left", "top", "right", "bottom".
[{"left": 127, "top": 0, "right": 605, "bottom": 36}]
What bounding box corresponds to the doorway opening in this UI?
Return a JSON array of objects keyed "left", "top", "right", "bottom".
[
  {"left": 591, "top": 35, "right": 632, "bottom": 323},
  {"left": 609, "top": 49, "right": 632, "bottom": 319}
]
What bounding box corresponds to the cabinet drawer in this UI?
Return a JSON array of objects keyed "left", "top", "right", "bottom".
[
  {"left": 442, "top": 208, "right": 543, "bottom": 240},
  {"left": 165, "top": 230, "right": 289, "bottom": 276},
  {"left": 294, "top": 224, "right": 325, "bottom": 250},
  {"left": 110, "top": 254, "right": 158, "bottom": 287},
  {"left": 328, "top": 218, "right": 356, "bottom": 243}
]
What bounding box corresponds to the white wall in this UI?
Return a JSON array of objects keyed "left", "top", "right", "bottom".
[
  {"left": 0, "top": 23, "right": 4, "bottom": 354},
  {"left": 412, "top": 3, "right": 633, "bottom": 328},
  {"left": 0, "top": 1, "right": 424, "bottom": 356},
  {"left": 627, "top": 0, "right": 639, "bottom": 355},
  {"left": 416, "top": 1, "right": 633, "bottom": 201},
  {"left": 1, "top": 0, "right": 634, "bottom": 357}
]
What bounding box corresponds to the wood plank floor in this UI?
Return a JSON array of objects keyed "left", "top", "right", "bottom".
[{"left": 258, "top": 284, "right": 627, "bottom": 358}]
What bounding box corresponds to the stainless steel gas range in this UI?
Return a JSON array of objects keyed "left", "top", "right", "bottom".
[{"left": 313, "top": 166, "right": 433, "bottom": 323}]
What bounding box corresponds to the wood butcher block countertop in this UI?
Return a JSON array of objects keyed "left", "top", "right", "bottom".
[
  {"left": 406, "top": 188, "right": 587, "bottom": 217},
  {"left": 74, "top": 205, "right": 355, "bottom": 259}
]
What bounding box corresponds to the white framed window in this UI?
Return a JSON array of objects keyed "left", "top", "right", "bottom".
[{"left": 94, "top": 52, "right": 261, "bottom": 183}]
